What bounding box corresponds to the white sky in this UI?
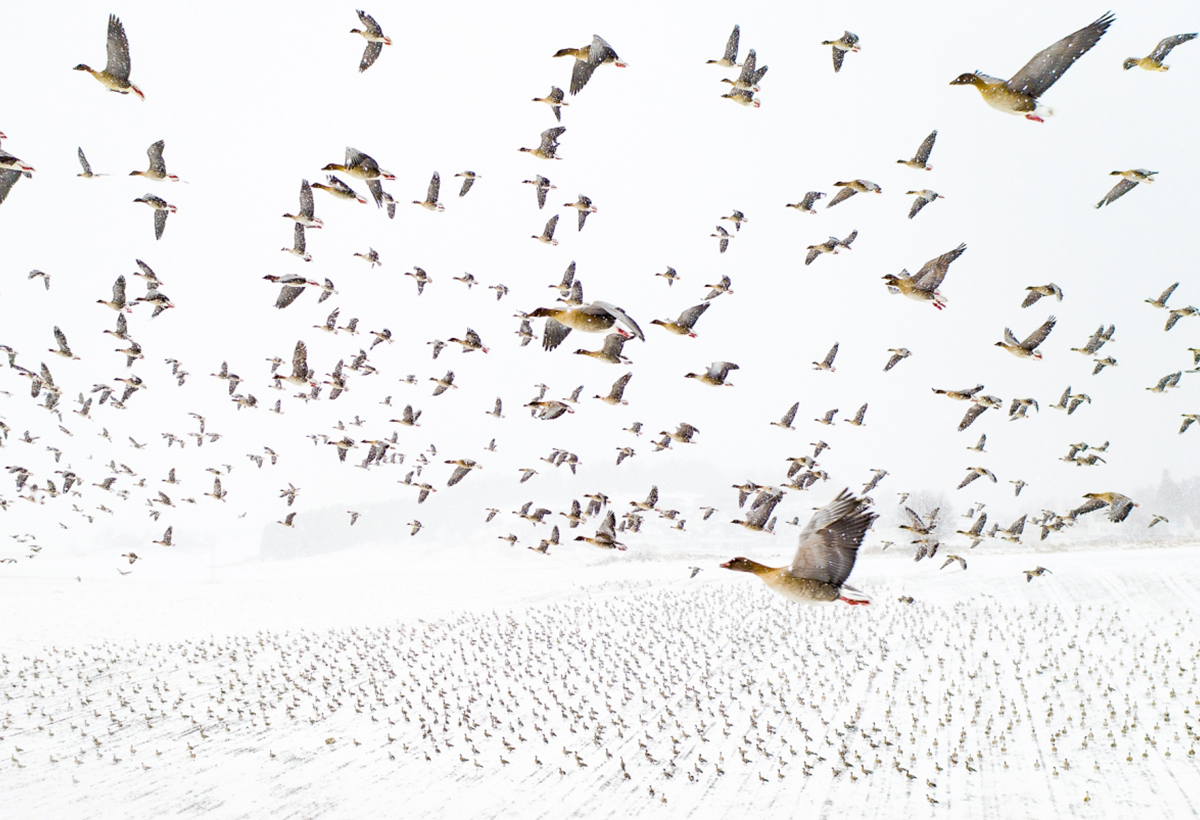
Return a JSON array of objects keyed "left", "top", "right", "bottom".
[{"left": 1, "top": 1, "right": 1199, "bottom": 573}]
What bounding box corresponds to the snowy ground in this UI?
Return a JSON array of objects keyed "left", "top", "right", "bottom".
[{"left": 3, "top": 542, "right": 1199, "bottom": 819}]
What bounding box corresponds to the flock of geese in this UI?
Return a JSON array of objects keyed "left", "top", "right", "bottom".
[
  {"left": 2, "top": 573, "right": 1196, "bottom": 812},
  {"left": 2, "top": 10, "right": 1200, "bottom": 815},
  {"left": 1, "top": 10, "right": 1199, "bottom": 605}
]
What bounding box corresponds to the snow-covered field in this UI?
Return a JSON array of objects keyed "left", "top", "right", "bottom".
[{"left": 3, "top": 542, "right": 1199, "bottom": 819}]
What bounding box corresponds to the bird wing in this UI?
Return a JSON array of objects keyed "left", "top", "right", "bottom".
[
  {"left": 958, "top": 404, "right": 987, "bottom": 432},
  {"left": 1096, "top": 178, "right": 1137, "bottom": 208},
  {"left": 357, "top": 9, "right": 383, "bottom": 35},
  {"left": 1151, "top": 33, "right": 1197, "bottom": 62},
  {"left": 600, "top": 333, "right": 626, "bottom": 357},
  {"left": 0, "top": 169, "right": 22, "bottom": 205},
  {"left": 539, "top": 126, "right": 566, "bottom": 152},
  {"left": 105, "top": 14, "right": 132, "bottom": 82},
  {"left": 590, "top": 301, "right": 645, "bottom": 341},
  {"left": 914, "top": 130, "right": 937, "bottom": 163},
  {"left": 153, "top": 209, "right": 167, "bottom": 240},
  {"left": 292, "top": 341, "right": 308, "bottom": 377},
  {"left": 723, "top": 25, "right": 740, "bottom": 63},
  {"left": 735, "top": 49, "right": 757, "bottom": 85},
  {"left": 823, "top": 343, "right": 839, "bottom": 366},
  {"left": 826, "top": 187, "right": 856, "bottom": 208},
  {"left": 1006, "top": 12, "right": 1115, "bottom": 99},
  {"left": 147, "top": 140, "right": 166, "bottom": 175},
  {"left": 677, "top": 302, "right": 709, "bottom": 328},
  {"left": 913, "top": 243, "right": 967, "bottom": 291},
  {"left": 610, "top": 372, "right": 632, "bottom": 398},
  {"left": 448, "top": 466, "right": 469, "bottom": 487},
  {"left": 805, "top": 247, "right": 821, "bottom": 266},
  {"left": 428, "top": 172, "right": 440, "bottom": 203},
  {"left": 1070, "top": 497, "right": 1108, "bottom": 518},
  {"left": 709, "top": 361, "right": 738, "bottom": 380},
  {"left": 276, "top": 286, "right": 305, "bottom": 309},
  {"left": 1021, "top": 316, "right": 1056, "bottom": 350},
  {"left": 1021, "top": 289, "right": 1044, "bottom": 308},
  {"left": 781, "top": 402, "right": 798, "bottom": 425},
  {"left": 78, "top": 147, "right": 93, "bottom": 175},
  {"left": 831, "top": 46, "right": 846, "bottom": 73},
  {"left": 542, "top": 318, "right": 572, "bottom": 351},
  {"left": 299, "top": 179, "right": 317, "bottom": 218},
  {"left": 790, "top": 489, "right": 875, "bottom": 585}
]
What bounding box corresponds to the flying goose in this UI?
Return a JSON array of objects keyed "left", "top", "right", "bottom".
[{"left": 723, "top": 489, "right": 876, "bottom": 604}]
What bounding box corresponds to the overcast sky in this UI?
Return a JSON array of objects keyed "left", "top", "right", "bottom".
[{"left": 1, "top": 1, "right": 1198, "bottom": 575}]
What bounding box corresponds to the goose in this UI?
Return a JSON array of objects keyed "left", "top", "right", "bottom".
[
  {"left": 906, "top": 190, "right": 942, "bottom": 219},
  {"left": 350, "top": 10, "right": 391, "bottom": 72},
  {"left": 596, "top": 373, "right": 633, "bottom": 405},
  {"left": 1124, "top": 33, "right": 1196, "bottom": 71},
  {"left": 703, "top": 275, "right": 733, "bottom": 300},
  {"left": 1022, "top": 283, "right": 1063, "bottom": 307},
  {"left": 1096, "top": 169, "right": 1156, "bottom": 208},
  {"left": 707, "top": 25, "right": 740, "bottom": 68},
  {"left": 786, "top": 191, "right": 826, "bottom": 213},
  {"left": 554, "top": 35, "right": 626, "bottom": 95},
  {"left": 574, "top": 511, "right": 624, "bottom": 549},
  {"left": 454, "top": 171, "right": 480, "bottom": 197},
  {"left": 448, "top": 328, "right": 488, "bottom": 353},
  {"left": 74, "top": 15, "right": 143, "bottom": 99},
  {"left": 821, "top": 31, "right": 859, "bottom": 73},
  {"left": 132, "top": 195, "right": 175, "bottom": 240},
  {"left": 533, "top": 214, "right": 559, "bottom": 245},
  {"left": 574, "top": 333, "right": 631, "bottom": 364},
  {"left": 722, "top": 49, "right": 766, "bottom": 91},
  {"left": 522, "top": 175, "right": 555, "bottom": 208},
  {"left": 529, "top": 301, "right": 644, "bottom": 351},
  {"left": 519, "top": 127, "right": 566, "bottom": 160},
  {"left": 129, "top": 140, "right": 179, "bottom": 181},
  {"left": 97, "top": 276, "right": 130, "bottom": 312},
  {"left": 897, "top": 130, "right": 936, "bottom": 170},
  {"left": 996, "top": 316, "right": 1056, "bottom": 358},
  {"left": 723, "top": 490, "right": 875, "bottom": 604},
  {"left": 950, "top": 13, "right": 1114, "bottom": 122},
  {"left": 445, "top": 459, "right": 481, "bottom": 487},
  {"left": 532, "top": 86, "right": 568, "bottom": 121},
  {"left": 311, "top": 175, "right": 366, "bottom": 203},
  {"left": 711, "top": 226, "right": 732, "bottom": 253},
  {"left": 651, "top": 303, "right": 709, "bottom": 337},
  {"left": 565, "top": 194, "right": 596, "bottom": 230},
  {"left": 1144, "top": 282, "right": 1178, "bottom": 309},
  {"left": 283, "top": 179, "right": 322, "bottom": 228},
  {"left": 413, "top": 172, "right": 444, "bottom": 211},
  {"left": 812, "top": 342, "right": 838, "bottom": 372},
  {"left": 882, "top": 243, "right": 966, "bottom": 309},
  {"left": 826, "top": 179, "right": 880, "bottom": 209},
  {"left": 883, "top": 348, "right": 911, "bottom": 371},
  {"left": 322, "top": 148, "right": 395, "bottom": 209},
  {"left": 685, "top": 361, "right": 738, "bottom": 386},
  {"left": 282, "top": 223, "right": 310, "bottom": 262},
  {"left": 76, "top": 147, "right": 104, "bottom": 178}
]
